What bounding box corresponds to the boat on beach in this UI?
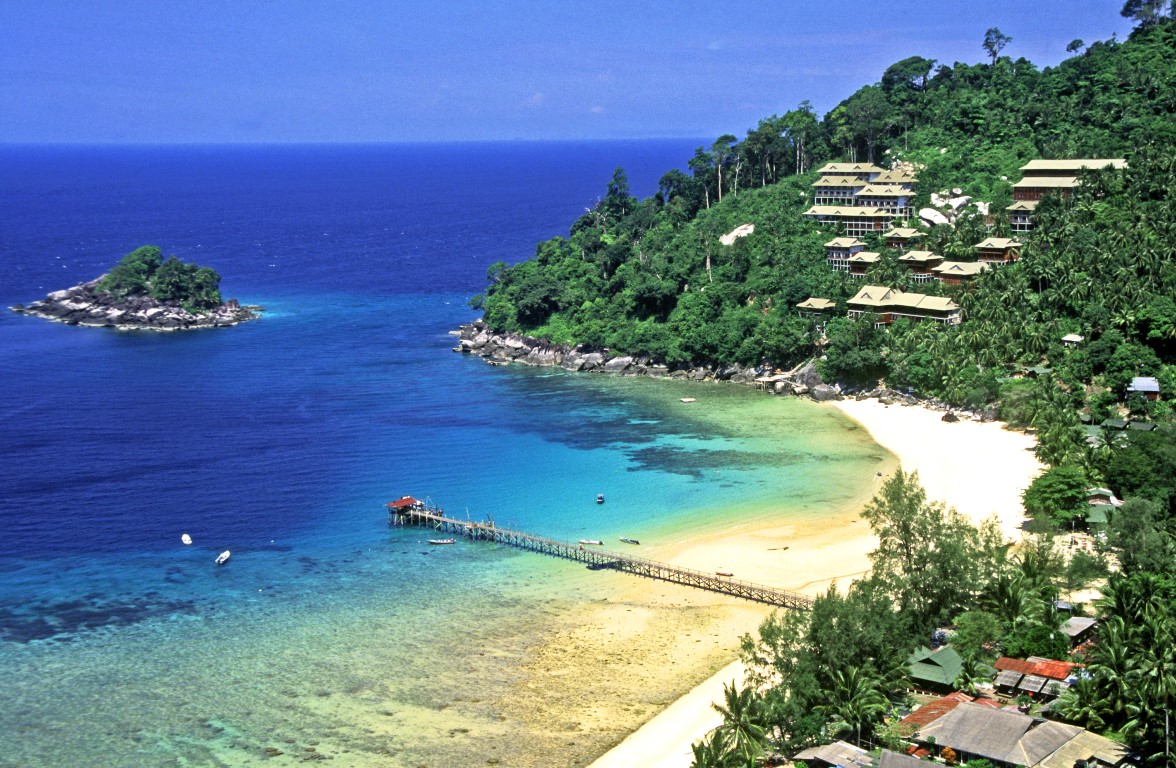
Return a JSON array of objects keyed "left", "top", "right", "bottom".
[
  {"left": 579, "top": 539, "right": 603, "bottom": 546},
  {"left": 428, "top": 539, "right": 455, "bottom": 545},
  {"left": 716, "top": 571, "right": 733, "bottom": 577},
  {"left": 215, "top": 550, "right": 231, "bottom": 565},
  {"left": 619, "top": 537, "right": 640, "bottom": 545}
]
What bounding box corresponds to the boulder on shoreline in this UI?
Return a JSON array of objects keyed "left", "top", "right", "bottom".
[{"left": 11, "top": 278, "right": 260, "bottom": 332}]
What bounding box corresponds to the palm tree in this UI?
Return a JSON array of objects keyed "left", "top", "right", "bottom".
[
  {"left": 691, "top": 728, "right": 733, "bottom": 768},
  {"left": 712, "top": 682, "right": 767, "bottom": 765},
  {"left": 817, "top": 667, "right": 888, "bottom": 748}
]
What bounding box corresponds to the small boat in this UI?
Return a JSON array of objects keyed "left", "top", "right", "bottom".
[
  {"left": 181, "top": 533, "right": 192, "bottom": 546},
  {"left": 579, "top": 539, "right": 604, "bottom": 546},
  {"left": 215, "top": 550, "right": 231, "bottom": 565},
  {"left": 428, "top": 539, "right": 455, "bottom": 545},
  {"left": 680, "top": 397, "right": 697, "bottom": 403},
  {"left": 596, "top": 493, "right": 605, "bottom": 504},
  {"left": 716, "top": 571, "right": 733, "bottom": 577},
  {"left": 619, "top": 537, "right": 640, "bottom": 545}
]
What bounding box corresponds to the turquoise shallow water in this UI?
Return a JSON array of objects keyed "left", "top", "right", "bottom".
[{"left": 0, "top": 144, "right": 890, "bottom": 766}]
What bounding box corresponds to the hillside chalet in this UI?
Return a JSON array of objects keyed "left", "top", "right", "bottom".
[
  {"left": 933, "top": 261, "right": 990, "bottom": 285},
  {"left": 805, "top": 163, "right": 916, "bottom": 236},
  {"left": 825, "top": 237, "right": 866, "bottom": 272},
  {"left": 883, "top": 227, "right": 925, "bottom": 249},
  {"left": 974, "top": 237, "right": 1022, "bottom": 263},
  {"left": 898, "top": 250, "right": 944, "bottom": 282},
  {"left": 847, "top": 286, "right": 961, "bottom": 325},
  {"left": 1007, "top": 159, "right": 1127, "bottom": 231}
]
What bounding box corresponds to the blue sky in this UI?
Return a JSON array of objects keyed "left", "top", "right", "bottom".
[{"left": 0, "top": 1, "right": 1136, "bottom": 143}]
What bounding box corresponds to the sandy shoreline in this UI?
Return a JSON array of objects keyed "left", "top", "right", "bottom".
[{"left": 581, "top": 398, "right": 1043, "bottom": 768}]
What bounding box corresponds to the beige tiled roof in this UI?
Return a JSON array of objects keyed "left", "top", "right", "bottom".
[
  {"left": 812, "top": 176, "right": 865, "bottom": 187},
  {"left": 1006, "top": 200, "right": 1039, "bottom": 211},
  {"left": 825, "top": 237, "right": 866, "bottom": 248},
  {"left": 1013, "top": 176, "right": 1081, "bottom": 188},
  {"left": 804, "top": 206, "right": 894, "bottom": 217},
  {"left": 856, "top": 184, "right": 912, "bottom": 197},
  {"left": 797, "top": 297, "right": 837, "bottom": 310},
  {"left": 849, "top": 251, "right": 880, "bottom": 263},
  {"left": 933, "top": 261, "right": 990, "bottom": 276},
  {"left": 1020, "top": 158, "right": 1127, "bottom": 172},
  {"left": 899, "top": 250, "right": 943, "bottom": 263},
  {"left": 975, "top": 237, "right": 1021, "bottom": 249},
  {"left": 848, "top": 285, "right": 959, "bottom": 313},
  {"left": 883, "top": 227, "right": 924, "bottom": 239},
  {"left": 815, "top": 162, "right": 885, "bottom": 174},
  {"left": 873, "top": 170, "right": 918, "bottom": 184}
]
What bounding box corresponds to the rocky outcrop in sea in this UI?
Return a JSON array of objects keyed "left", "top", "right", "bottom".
[
  {"left": 11, "top": 279, "right": 261, "bottom": 331},
  {"left": 454, "top": 321, "right": 1000, "bottom": 421}
]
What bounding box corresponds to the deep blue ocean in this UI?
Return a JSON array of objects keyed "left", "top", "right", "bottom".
[{"left": 0, "top": 143, "right": 886, "bottom": 767}]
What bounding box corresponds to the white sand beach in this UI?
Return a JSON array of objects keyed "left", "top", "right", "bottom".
[{"left": 585, "top": 398, "right": 1044, "bottom": 768}]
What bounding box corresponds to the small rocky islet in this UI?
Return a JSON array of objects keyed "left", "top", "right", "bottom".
[{"left": 10, "top": 245, "right": 261, "bottom": 331}]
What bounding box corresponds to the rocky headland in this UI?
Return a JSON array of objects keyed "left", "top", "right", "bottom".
[
  {"left": 11, "top": 278, "right": 261, "bottom": 331},
  {"left": 454, "top": 321, "right": 998, "bottom": 421}
]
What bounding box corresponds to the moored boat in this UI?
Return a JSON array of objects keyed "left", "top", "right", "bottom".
[
  {"left": 619, "top": 537, "right": 640, "bottom": 545},
  {"left": 215, "top": 550, "right": 231, "bottom": 565},
  {"left": 579, "top": 539, "right": 604, "bottom": 546},
  {"left": 181, "top": 533, "right": 192, "bottom": 545},
  {"left": 596, "top": 493, "right": 605, "bottom": 504},
  {"left": 428, "top": 539, "right": 455, "bottom": 545},
  {"left": 716, "top": 571, "right": 733, "bottom": 577}
]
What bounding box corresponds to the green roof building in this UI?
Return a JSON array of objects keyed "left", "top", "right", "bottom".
[{"left": 908, "top": 646, "right": 963, "bottom": 693}]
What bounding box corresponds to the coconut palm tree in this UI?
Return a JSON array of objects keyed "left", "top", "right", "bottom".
[
  {"left": 711, "top": 682, "right": 767, "bottom": 766},
  {"left": 816, "top": 666, "right": 888, "bottom": 748}
]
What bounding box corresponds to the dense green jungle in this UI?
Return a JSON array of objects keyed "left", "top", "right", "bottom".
[{"left": 476, "top": 11, "right": 1176, "bottom": 767}]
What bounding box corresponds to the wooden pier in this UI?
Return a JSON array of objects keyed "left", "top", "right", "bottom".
[{"left": 388, "top": 498, "right": 813, "bottom": 611}]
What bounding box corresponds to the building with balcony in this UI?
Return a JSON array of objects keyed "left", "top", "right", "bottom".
[
  {"left": 796, "top": 297, "right": 838, "bottom": 319},
  {"left": 1006, "top": 200, "right": 1038, "bottom": 232},
  {"left": 803, "top": 205, "right": 898, "bottom": 237},
  {"left": 847, "top": 251, "right": 880, "bottom": 278},
  {"left": 974, "top": 237, "right": 1022, "bottom": 263},
  {"left": 847, "top": 285, "right": 961, "bottom": 325},
  {"left": 813, "top": 162, "right": 885, "bottom": 180},
  {"left": 1009, "top": 159, "right": 1126, "bottom": 230},
  {"left": 812, "top": 176, "right": 866, "bottom": 205},
  {"left": 824, "top": 237, "right": 866, "bottom": 272},
  {"left": 854, "top": 184, "right": 915, "bottom": 216},
  {"left": 883, "top": 227, "right": 925, "bottom": 249},
  {"left": 898, "top": 250, "right": 944, "bottom": 282},
  {"left": 933, "top": 261, "right": 990, "bottom": 285}
]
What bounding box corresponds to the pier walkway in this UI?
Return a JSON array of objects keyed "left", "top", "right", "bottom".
[{"left": 388, "top": 499, "right": 813, "bottom": 611}]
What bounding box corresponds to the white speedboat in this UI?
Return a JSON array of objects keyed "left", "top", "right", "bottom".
[
  {"left": 579, "top": 539, "right": 603, "bottom": 546},
  {"left": 215, "top": 550, "right": 231, "bottom": 565},
  {"left": 181, "top": 533, "right": 192, "bottom": 545}
]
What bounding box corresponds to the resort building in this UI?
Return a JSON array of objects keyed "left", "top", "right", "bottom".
[
  {"left": 847, "top": 251, "right": 880, "bottom": 278},
  {"left": 824, "top": 237, "right": 866, "bottom": 271},
  {"left": 803, "top": 205, "right": 898, "bottom": 237},
  {"left": 883, "top": 227, "right": 925, "bottom": 249},
  {"left": 974, "top": 237, "right": 1022, "bottom": 263},
  {"left": 1127, "top": 375, "right": 1161, "bottom": 401},
  {"left": 933, "top": 261, "right": 990, "bottom": 285},
  {"left": 793, "top": 741, "right": 872, "bottom": 768},
  {"left": 1006, "top": 200, "right": 1038, "bottom": 233},
  {"left": 812, "top": 176, "right": 865, "bottom": 206},
  {"left": 847, "top": 285, "right": 962, "bottom": 326},
  {"left": 898, "top": 250, "right": 944, "bottom": 282},
  {"left": 1008, "top": 158, "right": 1127, "bottom": 231},
  {"left": 813, "top": 162, "right": 885, "bottom": 180},
  {"left": 807, "top": 164, "right": 918, "bottom": 236},
  {"left": 907, "top": 646, "right": 964, "bottom": 694},
  {"left": 796, "top": 297, "right": 837, "bottom": 319}
]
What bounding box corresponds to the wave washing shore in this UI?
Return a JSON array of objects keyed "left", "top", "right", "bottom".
[{"left": 584, "top": 397, "right": 1044, "bottom": 768}]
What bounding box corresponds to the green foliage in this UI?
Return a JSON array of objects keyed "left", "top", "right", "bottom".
[
  {"left": 1022, "top": 466, "right": 1089, "bottom": 528},
  {"left": 951, "top": 610, "right": 1003, "bottom": 662},
  {"left": 1002, "top": 623, "right": 1070, "bottom": 659},
  {"left": 97, "top": 245, "right": 223, "bottom": 311}
]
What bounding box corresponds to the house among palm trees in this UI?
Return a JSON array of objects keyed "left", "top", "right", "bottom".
[
  {"left": 848, "top": 286, "right": 962, "bottom": 326},
  {"left": 796, "top": 297, "right": 838, "bottom": 319},
  {"left": 897, "top": 250, "right": 944, "bottom": 282},
  {"left": 806, "top": 164, "right": 918, "bottom": 236},
  {"left": 1127, "top": 375, "right": 1161, "bottom": 401},
  {"left": 883, "top": 227, "right": 925, "bottom": 249},
  {"left": 974, "top": 237, "right": 1022, "bottom": 263},
  {"left": 933, "top": 260, "right": 990, "bottom": 285},
  {"left": 907, "top": 645, "right": 964, "bottom": 694},
  {"left": 847, "top": 251, "right": 881, "bottom": 278},
  {"left": 825, "top": 237, "right": 866, "bottom": 271},
  {"left": 1007, "top": 159, "right": 1127, "bottom": 232},
  {"left": 803, "top": 205, "right": 900, "bottom": 237},
  {"left": 792, "top": 740, "right": 872, "bottom": 768}
]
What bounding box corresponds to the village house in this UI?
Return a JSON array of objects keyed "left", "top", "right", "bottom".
[
  {"left": 824, "top": 237, "right": 866, "bottom": 271},
  {"left": 792, "top": 740, "right": 872, "bottom": 768},
  {"left": 933, "top": 260, "right": 990, "bottom": 285},
  {"left": 848, "top": 286, "right": 962, "bottom": 326},
  {"left": 795, "top": 297, "right": 837, "bottom": 320},
  {"left": 883, "top": 227, "right": 925, "bottom": 249},
  {"left": 911, "top": 702, "right": 1130, "bottom": 768},
  {"left": 992, "top": 657, "right": 1079, "bottom": 700},
  {"left": 1060, "top": 616, "right": 1098, "bottom": 648},
  {"left": 1062, "top": 333, "right": 1084, "bottom": 347},
  {"left": 897, "top": 250, "right": 944, "bottom": 282},
  {"left": 847, "top": 251, "right": 880, "bottom": 278},
  {"left": 974, "top": 237, "right": 1022, "bottom": 263},
  {"left": 1007, "top": 158, "right": 1127, "bottom": 231},
  {"left": 1127, "top": 375, "right": 1161, "bottom": 401}
]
